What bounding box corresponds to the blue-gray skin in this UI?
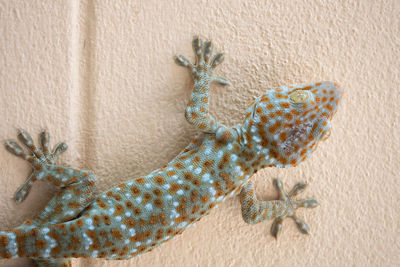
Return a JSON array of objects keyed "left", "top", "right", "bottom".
[{"left": 0, "top": 36, "right": 342, "bottom": 267}]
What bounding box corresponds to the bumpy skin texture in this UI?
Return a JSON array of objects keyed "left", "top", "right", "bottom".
[{"left": 0, "top": 37, "right": 342, "bottom": 266}]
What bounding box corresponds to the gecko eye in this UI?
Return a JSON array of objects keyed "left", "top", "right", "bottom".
[
  {"left": 289, "top": 90, "right": 310, "bottom": 104},
  {"left": 320, "top": 128, "right": 331, "bottom": 141}
]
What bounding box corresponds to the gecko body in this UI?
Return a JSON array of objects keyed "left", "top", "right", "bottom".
[{"left": 0, "top": 37, "right": 342, "bottom": 267}]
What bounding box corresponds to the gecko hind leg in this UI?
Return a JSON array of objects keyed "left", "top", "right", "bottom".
[
  {"left": 5, "top": 130, "right": 97, "bottom": 225},
  {"left": 270, "top": 178, "right": 319, "bottom": 239},
  {"left": 5, "top": 130, "right": 68, "bottom": 203},
  {"left": 6, "top": 130, "right": 94, "bottom": 266}
]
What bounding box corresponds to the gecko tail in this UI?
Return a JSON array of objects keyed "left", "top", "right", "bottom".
[
  {"left": 0, "top": 225, "right": 75, "bottom": 260},
  {"left": 0, "top": 220, "right": 89, "bottom": 261}
]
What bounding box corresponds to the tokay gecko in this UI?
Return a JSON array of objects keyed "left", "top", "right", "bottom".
[{"left": 0, "top": 36, "right": 342, "bottom": 266}]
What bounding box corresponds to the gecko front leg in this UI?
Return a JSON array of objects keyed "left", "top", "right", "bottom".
[
  {"left": 175, "top": 36, "right": 236, "bottom": 141},
  {"left": 239, "top": 179, "right": 319, "bottom": 239}
]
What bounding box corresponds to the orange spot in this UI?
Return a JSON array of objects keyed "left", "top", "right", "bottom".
[
  {"left": 153, "top": 188, "right": 162, "bottom": 196},
  {"left": 35, "top": 240, "right": 46, "bottom": 249},
  {"left": 267, "top": 103, "right": 274, "bottom": 110},
  {"left": 93, "top": 215, "right": 100, "bottom": 225},
  {"left": 2, "top": 252, "right": 11, "bottom": 258},
  {"left": 174, "top": 162, "right": 185, "bottom": 170},
  {"left": 70, "top": 176, "right": 78, "bottom": 183},
  {"left": 260, "top": 115, "right": 268, "bottom": 123},
  {"left": 169, "top": 183, "right": 180, "bottom": 194},
  {"left": 68, "top": 202, "right": 81, "bottom": 208},
  {"left": 154, "top": 176, "right": 165, "bottom": 185},
  {"left": 276, "top": 93, "right": 288, "bottom": 99},
  {"left": 131, "top": 186, "right": 140, "bottom": 196},
  {"left": 268, "top": 121, "right": 281, "bottom": 134},
  {"left": 279, "top": 132, "right": 287, "bottom": 142},
  {"left": 154, "top": 198, "right": 163, "bottom": 208},
  {"left": 136, "top": 178, "right": 145, "bottom": 184},
  {"left": 291, "top": 109, "right": 300, "bottom": 115},
  {"left": 134, "top": 207, "right": 142, "bottom": 215},
  {"left": 203, "top": 160, "right": 214, "bottom": 169},
  {"left": 325, "top": 104, "right": 333, "bottom": 111},
  {"left": 284, "top": 123, "right": 293, "bottom": 128},
  {"left": 0, "top": 236, "right": 8, "bottom": 247},
  {"left": 280, "top": 102, "right": 290, "bottom": 109},
  {"left": 183, "top": 172, "right": 193, "bottom": 181},
  {"left": 102, "top": 215, "right": 111, "bottom": 225},
  {"left": 114, "top": 204, "right": 124, "bottom": 216},
  {"left": 111, "top": 229, "right": 123, "bottom": 239},
  {"left": 284, "top": 113, "right": 293, "bottom": 120},
  {"left": 261, "top": 96, "right": 270, "bottom": 102},
  {"left": 321, "top": 112, "right": 329, "bottom": 118},
  {"left": 278, "top": 157, "right": 287, "bottom": 164}
]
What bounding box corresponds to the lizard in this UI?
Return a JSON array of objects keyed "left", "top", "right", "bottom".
[{"left": 0, "top": 36, "right": 342, "bottom": 267}]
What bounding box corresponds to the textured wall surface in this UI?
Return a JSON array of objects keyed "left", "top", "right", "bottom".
[{"left": 0, "top": 0, "right": 399, "bottom": 266}]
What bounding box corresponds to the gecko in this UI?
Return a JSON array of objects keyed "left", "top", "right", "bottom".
[{"left": 0, "top": 36, "right": 342, "bottom": 267}]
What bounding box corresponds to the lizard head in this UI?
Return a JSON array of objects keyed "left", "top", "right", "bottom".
[{"left": 241, "top": 81, "right": 342, "bottom": 168}]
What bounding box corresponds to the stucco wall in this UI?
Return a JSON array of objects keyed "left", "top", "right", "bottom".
[{"left": 0, "top": 1, "right": 398, "bottom": 266}]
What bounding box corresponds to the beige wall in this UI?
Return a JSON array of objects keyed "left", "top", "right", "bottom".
[{"left": 0, "top": 1, "right": 399, "bottom": 266}]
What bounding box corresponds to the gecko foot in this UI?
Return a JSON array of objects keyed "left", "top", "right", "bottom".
[
  {"left": 271, "top": 178, "right": 319, "bottom": 239},
  {"left": 174, "top": 36, "right": 230, "bottom": 86},
  {"left": 4, "top": 130, "right": 68, "bottom": 203}
]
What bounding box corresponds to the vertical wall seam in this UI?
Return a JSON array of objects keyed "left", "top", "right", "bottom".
[
  {"left": 69, "top": 0, "right": 98, "bottom": 169},
  {"left": 80, "top": 0, "right": 98, "bottom": 169},
  {"left": 68, "top": 0, "right": 81, "bottom": 166}
]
